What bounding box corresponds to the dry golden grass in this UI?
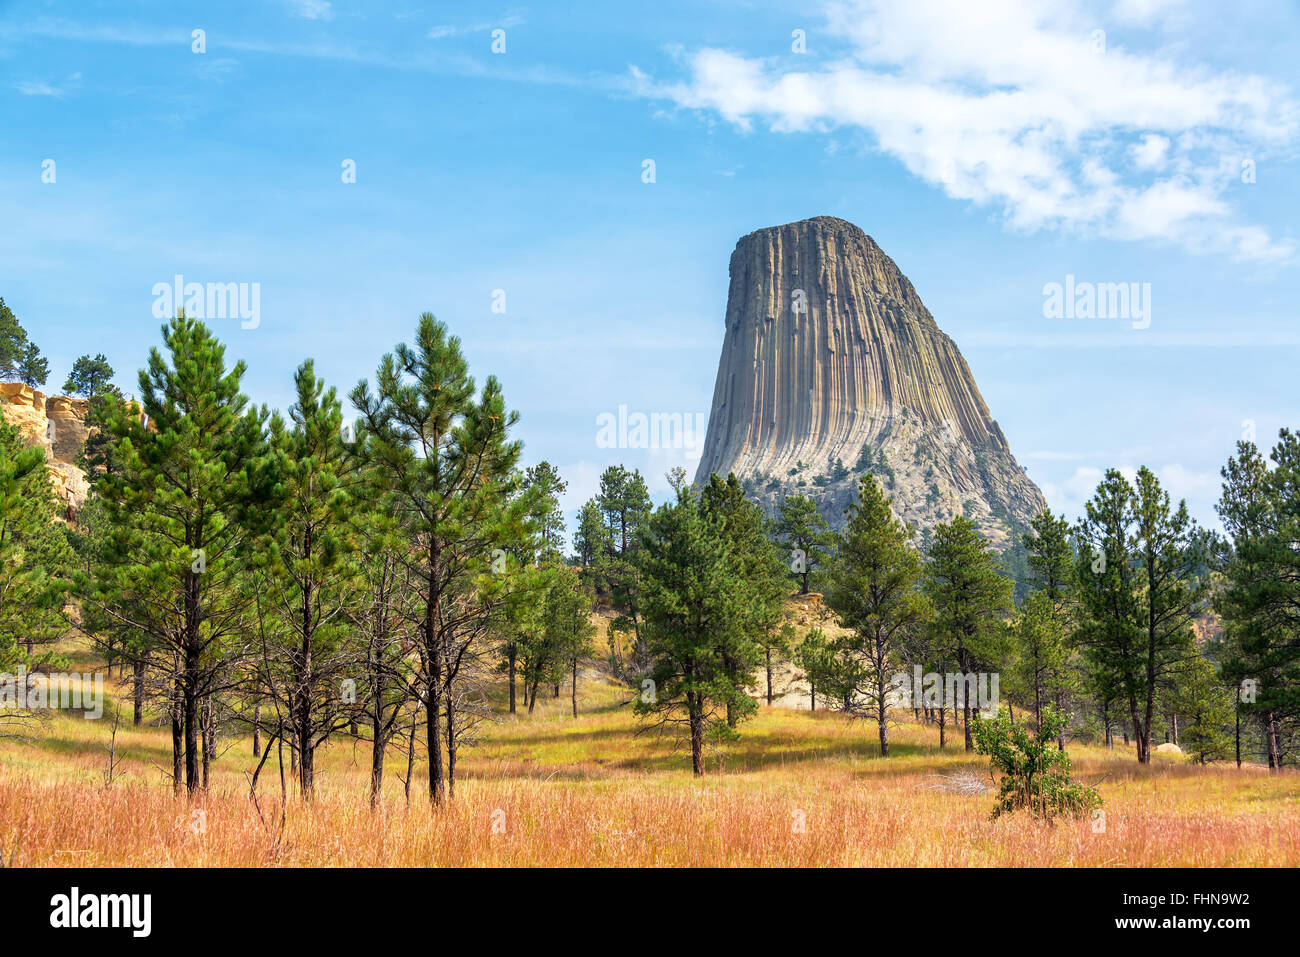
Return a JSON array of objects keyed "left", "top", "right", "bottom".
[{"left": 1, "top": 663, "right": 1297, "bottom": 867}]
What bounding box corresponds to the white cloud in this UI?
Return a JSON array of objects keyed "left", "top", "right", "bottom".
[
  {"left": 1132, "top": 133, "right": 1170, "bottom": 169},
  {"left": 16, "top": 72, "right": 81, "bottom": 97},
  {"left": 554, "top": 459, "right": 605, "bottom": 519},
  {"left": 635, "top": 0, "right": 1298, "bottom": 262},
  {"left": 17, "top": 80, "right": 61, "bottom": 96},
  {"left": 428, "top": 13, "right": 525, "bottom": 40},
  {"left": 1023, "top": 450, "right": 1089, "bottom": 461},
  {"left": 288, "top": 0, "right": 333, "bottom": 21},
  {"left": 1039, "top": 461, "right": 1220, "bottom": 523},
  {"left": 1110, "top": 0, "right": 1186, "bottom": 25}
]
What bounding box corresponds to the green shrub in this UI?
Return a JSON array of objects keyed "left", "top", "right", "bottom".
[{"left": 973, "top": 706, "right": 1101, "bottom": 820}]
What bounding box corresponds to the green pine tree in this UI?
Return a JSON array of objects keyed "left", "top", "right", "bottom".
[
  {"left": 63, "top": 353, "right": 118, "bottom": 399},
  {"left": 699, "top": 473, "right": 788, "bottom": 719},
  {"left": 824, "top": 475, "right": 930, "bottom": 756},
  {"left": 87, "top": 315, "right": 270, "bottom": 795},
  {"left": 351, "top": 313, "right": 532, "bottom": 802},
  {"left": 773, "top": 493, "right": 833, "bottom": 594},
  {"left": 1075, "top": 467, "right": 1207, "bottom": 764},
  {"left": 255, "top": 360, "right": 360, "bottom": 800},
  {"left": 924, "top": 515, "right": 1012, "bottom": 751},
  {"left": 634, "top": 486, "right": 761, "bottom": 774},
  {"left": 1216, "top": 433, "right": 1300, "bottom": 769}
]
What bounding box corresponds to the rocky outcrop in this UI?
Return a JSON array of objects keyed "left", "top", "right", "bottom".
[
  {"left": 694, "top": 216, "right": 1046, "bottom": 548},
  {"left": 0, "top": 382, "right": 90, "bottom": 518}
]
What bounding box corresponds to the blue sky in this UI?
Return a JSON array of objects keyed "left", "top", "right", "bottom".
[{"left": 3, "top": 0, "right": 1298, "bottom": 535}]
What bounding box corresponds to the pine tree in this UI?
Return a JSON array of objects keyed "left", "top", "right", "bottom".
[
  {"left": 0, "top": 297, "right": 48, "bottom": 387},
  {"left": 1216, "top": 433, "right": 1300, "bottom": 768},
  {"left": 541, "top": 560, "right": 596, "bottom": 718},
  {"left": 1075, "top": 467, "right": 1207, "bottom": 764},
  {"left": 88, "top": 315, "right": 269, "bottom": 795},
  {"left": 572, "top": 497, "right": 612, "bottom": 593},
  {"left": 1011, "top": 591, "right": 1070, "bottom": 734},
  {"left": 795, "top": 626, "right": 842, "bottom": 713},
  {"left": 1169, "top": 654, "right": 1234, "bottom": 764},
  {"left": 69, "top": 493, "right": 151, "bottom": 724},
  {"left": 699, "top": 473, "right": 787, "bottom": 720},
  {"left": 634, "top": 486, "right": 760, "bottom": 774},
  {"left": 63, "top": 354, "right": 118, "bottom": 399},
  {"left": 0, "top": 418, "right": 72, "bottom": 677},
  {"left": 351, "top": 313, "right": 531, "bottom": 802},
  {"left": 773, "top": 494, "right": 833, "bottom": 594},
  {"left": 924, "top": 516, "right": 1012, "bottom": 751},
  {"left": 595, "top": 465, "right": 652, "bottom": 656},
  {"left": 1020, "top": 510, "right": 1079, "bottom": 745},
  {"left": 523, "top": 461, "right": 567, "bottom": 559},
  {"left": 824, "top": 475, "right": 929, "bottom": 755},
  {"left": 597, "top": 465, "right": 651, "bottom": 556},
  {"left": 255, "top": 360, "right": 360, "bottom": 799},
  {"left": 348, "top": 512, "right": 420, "bottom": 808}
]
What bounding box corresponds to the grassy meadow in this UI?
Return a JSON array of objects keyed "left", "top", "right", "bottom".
[{"left": 2, "top": 629, "right": 1296, "bottom": 868}]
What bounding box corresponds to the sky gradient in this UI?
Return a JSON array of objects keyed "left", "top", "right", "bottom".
[{"left": 4, "top": 0, "right": 1298, "bottom": 536}]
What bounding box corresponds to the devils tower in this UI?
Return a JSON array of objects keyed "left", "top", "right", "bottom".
[{"left": 693, "top": 216, "right": 1047, "bottom": 547}]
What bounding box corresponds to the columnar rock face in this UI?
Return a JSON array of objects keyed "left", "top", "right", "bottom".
[
  {"left": 0, "top": 382, "right": 90, "bottom": 517},
  {"left": 694, "top": 216, "right": 1046, "bottom": 547}
]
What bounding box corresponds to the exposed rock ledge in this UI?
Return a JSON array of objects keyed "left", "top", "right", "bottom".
[{"left": 0, "top": 382, "right": 90, "bottom": 519}]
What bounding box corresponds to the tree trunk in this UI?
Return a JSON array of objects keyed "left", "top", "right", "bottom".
[
  {"left": 877, "top": 671, "right": 889, "bottom": 757},
  {"left": 404, "top": 705, "right": 418, "bottom": 804},
  {"left": 962, "top": 663, "right": 974, "bottom": 753},
  {"left": 370, "top": 711, "right": 385, "bottom": 809},
  {"left": 201, "top": 696, "right": 213, "bottom": 790},
  {"left": 765, "top": 648, "right": 773, "bottom": 706},
  {"left": 425, "top": 560, "right": 445, "bottom": 803},
  {"left": 170, "top": 686, "right": 184, "bottom": 797},
  {"left": 689, "top": 702, "right": 704, "bottom": 776},
  {"left": 132, "top": 658, "right": 145, "bottom": 727},
  {"left": 507, "top": 646, "right": 517, "bottom": 715},
  {"left": 1234, "top": 703, "right": 1241, "bottom": 769},
  {"left": 183, "top": 648, "right": 200, "bottom": 794},
  {"left": 571, "top": 656, "right": 578, "bottom": 718},
  {"left": 1128, "top": 691, "right": 1147, "bottom": 763}
]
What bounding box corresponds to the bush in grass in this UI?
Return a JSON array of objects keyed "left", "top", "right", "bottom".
[{"left": 973, "top": 706, "right": 1101, "bottom": 820}]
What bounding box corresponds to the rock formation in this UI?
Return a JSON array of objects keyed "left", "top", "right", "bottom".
[
  {"left": 693, "top": 216, "right": 1047, "bottom": 548},
  {"left": 0, "top": 382, "right": 90, "bottom": 519}
]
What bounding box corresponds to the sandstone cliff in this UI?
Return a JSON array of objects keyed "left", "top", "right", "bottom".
[
  {"left": 0, "top": 382, "right": 90, "bottom": 518},
  {"left": 693, "top": 217, "right": 1047, "bottom": 548}
]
